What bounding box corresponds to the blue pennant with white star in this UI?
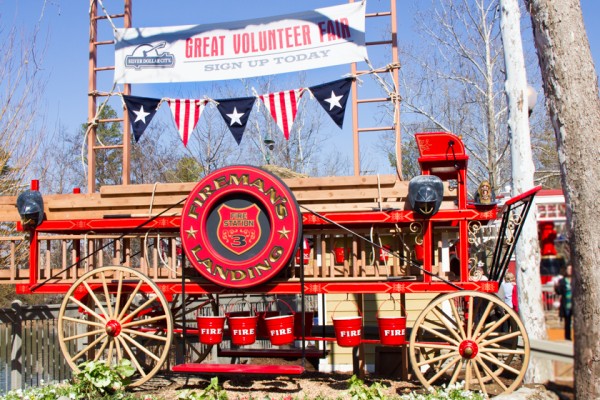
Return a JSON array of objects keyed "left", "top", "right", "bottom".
[
  {"left": 123, "top": 95, "right": 162, "bottom": 142},
  {"left": 215, "top": 97, "right": 256, "bottom": 145},
  {"left": 309, "top": 77, "right": 353, "bottom": 129}
]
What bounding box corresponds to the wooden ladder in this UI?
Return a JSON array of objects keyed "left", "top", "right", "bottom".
[{"left": 88, "top": 0, "right": 132, "bottom": 192}]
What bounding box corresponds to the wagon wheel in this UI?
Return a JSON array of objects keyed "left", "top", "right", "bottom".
[
  {"left": 408, "top": 291, "right": 529, "bottom": 397},
  {"left": 169, "top": 293, "right": 218, "bottom": 363},
  {"left": 57, "top": 266, "right": 173, "bottom": 387}
]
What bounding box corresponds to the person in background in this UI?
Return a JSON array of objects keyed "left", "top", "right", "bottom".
[
  {"left": 500, "top": 272, "right": 517, "bottom": 310},
  {"left": 512, "top": 283, "right": 519, "bottom": 313},
  {"left": 555, "top": 265, "right": 573, "bottom": 340}
]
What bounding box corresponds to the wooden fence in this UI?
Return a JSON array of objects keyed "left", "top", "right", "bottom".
[{"left": 0, "top": 301, "right": 72, "bottom": 392}]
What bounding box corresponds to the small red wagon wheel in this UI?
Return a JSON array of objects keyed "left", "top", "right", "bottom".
[
  {"left": 408, "top": 291, "right": 529, "bottom": 397},
  {"left": 57, "top": 266, "right": 173, "bottom": 387}
]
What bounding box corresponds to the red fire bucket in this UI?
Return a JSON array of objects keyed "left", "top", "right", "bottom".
[
  {"left": 197, "top": 316, "right": 226, "bottom": 345},
  {"left": 332, "top": 316, "right": 362, "bottom": 347},
  {"left": 228, "top": 315, "right": 258, "bottom": 346},
  {"left": 377, "top": 297, "right": 406, "bottom": 346},
  {"left": 332, "top": 301, "right": 362, "bottom": 347},
  {"left": 264, "top": 315, "right": 295, "bottom": 345},
  {"left": 378, "top": 317, "right": 406, "bottom": 345},
  {"left": 263, "top": 298, "right": 295, "bottom": 345}
]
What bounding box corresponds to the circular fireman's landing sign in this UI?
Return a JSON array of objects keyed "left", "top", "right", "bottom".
[{"left": 180, "top": 166, "right": 302, "bottom": 288}]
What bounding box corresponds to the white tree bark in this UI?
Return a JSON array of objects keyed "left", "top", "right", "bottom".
[
  {"left": 526, "top": 0, "right": 600, "bottom": 396},
  {"left": 499, "top": 0, "right": 553, "bottom": 384}
]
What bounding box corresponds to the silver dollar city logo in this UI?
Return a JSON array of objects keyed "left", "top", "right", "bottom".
[{"left": 125, "top": 41, "right": 175, "bottom": 69}]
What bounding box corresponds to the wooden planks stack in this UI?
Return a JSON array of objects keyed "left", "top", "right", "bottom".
[{"left": 0, "top": 174, "right": 455, "bottom": 223}]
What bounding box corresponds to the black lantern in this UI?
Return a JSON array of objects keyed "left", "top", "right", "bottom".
[{"left": 16, "top": 189, "right": 45, "bottom": 229}]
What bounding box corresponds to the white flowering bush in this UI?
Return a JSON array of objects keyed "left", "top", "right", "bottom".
[{"left": 399, "top": 382, "right": 486, "bottom": 400}]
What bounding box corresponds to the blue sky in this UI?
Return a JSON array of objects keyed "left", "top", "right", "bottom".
[{"left": 1, "top": 0, "right": 599, "bottom": 176}]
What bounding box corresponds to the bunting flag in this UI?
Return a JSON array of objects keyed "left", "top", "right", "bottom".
[
  {"left": 259, "top": 89, "right": 304, "bottom": 140},
  {"left": 123, "top": 95, "right": 162, "bottom": 142},
  {"left": 309, "top": 77, "right": 353, "bottom": 128},
  {"left": 215, "top": 97, "right": 256, "bottom": 145},
  {"left": 166, "top": 98, "right": 207, "bottom": 146}
]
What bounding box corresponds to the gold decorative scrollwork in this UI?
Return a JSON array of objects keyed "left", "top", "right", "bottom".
[
  {"left": 468, "top": 257, "right": 481, "bottom": 280},
  {"left": 504, "top": 212, "right": 524, "bottom": 245},
  {"left": 468, "top": 221, "right": 482, "bottom": 245},
  {"left": 410, "top": 222, "right": 423, "bottom": 245}
]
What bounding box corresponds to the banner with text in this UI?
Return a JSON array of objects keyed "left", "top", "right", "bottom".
[{"left": 114, "top": 2, "right": 367, "bottom": 83}]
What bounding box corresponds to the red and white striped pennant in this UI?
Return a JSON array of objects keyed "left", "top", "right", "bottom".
[
  {"left": 259, "top": 89, "right": 304, "bottom": 140},
  {"left": 167, "top": 98, "right": 207, "bottom": 146}
]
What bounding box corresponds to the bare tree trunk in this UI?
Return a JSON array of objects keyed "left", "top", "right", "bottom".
[
  {"left": 500, "top": 0, "right": 553, "bottom": 384},
  {"left": 526, "top": 0, "right": 600, "bottom": 397}
]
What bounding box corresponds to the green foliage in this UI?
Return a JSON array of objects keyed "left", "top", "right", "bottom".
[
  {"left": 399, "top": 383, "right": 486, "bottom": 400},
  {"left": 177, "top": 377, "right": 228, "bottom": 400},
  {"left": 346, "top": 375, "right": 388, "bottom": 400},
  {"left": 165, "top": 156, "right": 204, "bottom": 182},
  {"left": 72, "top": 359, "right": 135, "bottom": 399}
]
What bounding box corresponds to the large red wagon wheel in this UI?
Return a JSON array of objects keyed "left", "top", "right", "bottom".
[
  {"left": 57, "top": 266, "right": 173, "bottom": 387},
  {"left": 408, "top": 291, "right": 529, "bottom": 397}
]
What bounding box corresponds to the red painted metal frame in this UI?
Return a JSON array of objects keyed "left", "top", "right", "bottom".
[
  {"left": 29, "top": 207, "right": 496, "bottom": 233},
  {"left": 18, "top": 279, "right": 498, "bottom": 296}
]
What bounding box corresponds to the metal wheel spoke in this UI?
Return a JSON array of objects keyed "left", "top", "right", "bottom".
[
  {"left": 479, "top": 352, "right": 520, "bottom": 375},
  {"left": 479, "top": 326, "right": 520, "bottom": 347},
  {"left": 61, "top": 316, "right": 105, "bottom": 328},
  {"left": 64, "top": 329, "right": 105, "bottom": 342},
  {"left": 117, "top": 336, "right": 147, "bottom": 377},
  {"left": 416, "top": 350, "right": 458, "bottom": 367},
  {"left": 472, "top": 300, "right": 495, "bottom": 338},
  {"left": 120, "top": 332, "right": 161, "bottom": 362},
  {"left": 413, "top": 342, "right": 456, "bottom": 350},
  {"left": 471, "top": 358, "right": 488, "bottom": 396},
  {"left": 115, "top": 336, "right": 123, "bottom": 361},
  {"left": 106, "top": 339, "right": 115, "bottom": 366},
  {"left": 69, "top": 296, "right": 107, "bottom": 323},
  {"left": 477, "top": 313, "right": 510, "bottom": 343},
  {"left": 467, "top": 295, "right": 474, "bottom": 339},
  {"left": 93, "top": 337, "right": 110, "bottom": 362},
  {"left": 122, "top": 328, "right": 169, "bottom": 342},
  {"left": 427, "top": 355, "right": 461, "bottom": 385},
  {"left": 420, "top": 324, "right": 460, "bottom": 346},
  {"left": 449, "top": 298, "right": 467, "bottom": 339},
  {"left": 113, "top": 270, "right": 124, "bottom": 320},
  {"left": 117, "top": 280, "right": 144, "bottom": 321},
  {"left": 431, "top": 306, "right": 463, "bottom": 342},
  {"left": 121, "top": 296, "right": 159, "bottom": 324},
  {"left": 480, "top": 347, "right": 524, "bottom": 356},
  {"left": 464, "top": 359, "right": 472, "bottom": 388},
  {"left": 100, "top": 271, "right": 114, "bottom": 319},
  {"left": 449, "top": 358, "right": 464, "bottom": 385},
  {"left": 122, "top": 315, "right": 167, "bottom": 328},
  {"left": 422, "top": 316, "right": 450, "bottom": 331},
  {"left": 82, "top": 281, "right": 110, "bottom": 319},
  {"left": 71, "top": 333, "right": 108, "bottom": 363},
  {"left": 475, "top": 356, "right": 508, "bottom": 390}
]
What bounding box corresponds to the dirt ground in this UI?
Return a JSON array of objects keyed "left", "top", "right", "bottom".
[
  {"left": 130, "top": 369, "right": 574, "bottom": 399},
  {"left": 130, "top": 370, "right": 421, "bottom": 399}
]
